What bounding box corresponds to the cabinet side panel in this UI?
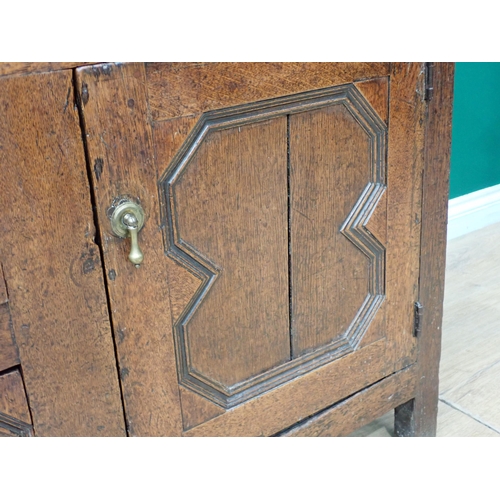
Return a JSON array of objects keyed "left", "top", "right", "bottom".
[
  {"left": 407, "top": 63, "right": 454, "bottom": 436},
  {"left": 0, "top": 71, "right": 126, "bottom": 436}
]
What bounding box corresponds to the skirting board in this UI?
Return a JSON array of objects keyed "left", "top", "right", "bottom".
[{"left": 448, "top": 184, "right": 500, "bottom": 240}]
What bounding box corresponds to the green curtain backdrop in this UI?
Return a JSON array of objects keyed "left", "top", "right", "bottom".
[{"left": 450, "top": 63, "right": 500, "bottom": 199}]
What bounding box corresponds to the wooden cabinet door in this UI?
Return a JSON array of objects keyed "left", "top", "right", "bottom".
[{"left": 76, "top": 63, "right": 425, "bottom": 436}]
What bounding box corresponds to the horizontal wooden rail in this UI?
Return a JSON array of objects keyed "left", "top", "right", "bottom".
[{"left": 279, "top": 365, "right": 417, "bottom": 437}]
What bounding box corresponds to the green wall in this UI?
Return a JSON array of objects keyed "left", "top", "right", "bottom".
[{"left": 450, "top": 63, "right": 500, "bottom": 199}]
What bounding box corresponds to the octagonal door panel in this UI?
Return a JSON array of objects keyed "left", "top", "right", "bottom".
[{"left": 77, "top": 63, "right": 425, "bottom": 436}]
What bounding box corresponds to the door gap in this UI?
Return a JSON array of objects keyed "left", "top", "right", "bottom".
[
  {"left": 17, "top": 364, "right": 35, "bottom": 434},
  {"left": 72, "top": 69, "right": 130, "bottom": 436},
  {"left": 287, "top": 114, "right": 294, "bottom": 361},
  {"left": 0, "top": 365, "right": 22, "bottom": 378}
]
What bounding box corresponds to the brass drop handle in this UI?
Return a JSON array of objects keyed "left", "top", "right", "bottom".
[
  {"left": 122, "top": 213, "right": 144, "bottom": 266},
  {"left": 109, "top": 199, "right": 145, "bottom": 268}
]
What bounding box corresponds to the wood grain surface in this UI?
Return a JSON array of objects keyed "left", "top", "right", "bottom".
[
  {"left": 0, "top": 62, "right": 454, "bottom": 437},
  {"left": 0, "top": 70, "right": 126, "bottom": 436},
  {"left": 290, "top": 104, "right": 371, "bottom": 355},
  {"left": 146, "top": 63, "right": 390, "bottom": 122},
  {"left": 0, "top": 369, "right": 31, "bottom": 423},
  {"left": 76, "top": 63, "right": 184, "bottom": 436},
  {"left": 174, "top": 118, "right": 290, "bottom": 386},
  {"left": 184, "top": 339, "right": 388, "bottom": 436},
  {"left": 150, "top": 72, "right": 396, "bottom": 430},
  {"left": 355, "top": 77, "right": 389, "bottom": 123},
  {"left": 385, "top": 63, "right": 426, "bottom": 372},
  {"left": 0, "top": 369, "right": 33, "bottom": 437},
  {"left": 0, "top": 62, "right": 92, "bottom": 77},
  {"left": 365, "top": 189, "right": 387, "bottom": 246},
  {"left": 179, "top": 387, "right": 224, "bottom": 431},
  {"left": 280, "top": 365, "right": 416, "bottom": 436},
  {"left": 0, "top": 264, "right": 20, "bottom": 371},
  {"left": 73, "top": 62, "right": 448, "bottom": 436},
  {"left": 0, "top": 304, "right": 19, "bottom": 372},
  {"left": 0, "top": 265, "right": 9, "bottom": 303},
  {"left": 408, "top": 63, "right": 455, "bottom": 436}
]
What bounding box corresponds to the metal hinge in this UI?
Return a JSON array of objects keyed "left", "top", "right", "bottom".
[
  {"left": 425, "top": 62, "right": 434, "bottom": 101},
  {"left": 414, "top": 301, "right": 424, "bottom": 337}
]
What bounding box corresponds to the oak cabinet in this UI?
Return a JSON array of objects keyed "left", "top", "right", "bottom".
[{"left": 0, "top": 63, "right": 454, "bottom": 436}]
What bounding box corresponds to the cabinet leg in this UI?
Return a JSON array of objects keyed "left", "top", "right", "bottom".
[
  {"left": 394, "top": 392, "right": 438, "bottom": 437},
  {"left": 394, "top": 399, "right": 415, "bottom": 436}
]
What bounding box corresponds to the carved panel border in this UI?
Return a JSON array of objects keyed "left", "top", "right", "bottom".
[
  {"left": 0, "top": 411, "right": 33, "bottom": 437},
  {"left": 159, "top": 84, "right": 387, "bottom": 409}
]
